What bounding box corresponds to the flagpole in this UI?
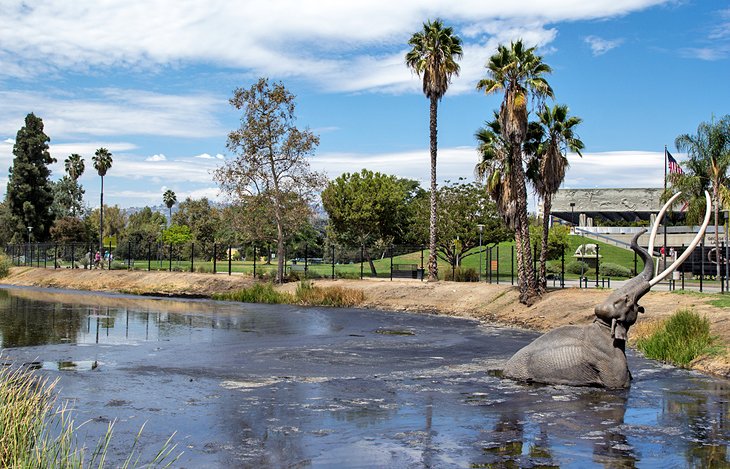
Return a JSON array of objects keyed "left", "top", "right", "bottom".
[{"left": 662, "top": 145, "right": 672, "bottom": 270}]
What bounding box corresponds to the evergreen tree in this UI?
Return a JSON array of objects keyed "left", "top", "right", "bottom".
[{"left": 6, "top": 113, "right": 56, "bottom": 242}]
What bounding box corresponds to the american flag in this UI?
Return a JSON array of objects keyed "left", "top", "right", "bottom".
[{"left": 667, "top": 151, "right": 683, "bottom": 174}]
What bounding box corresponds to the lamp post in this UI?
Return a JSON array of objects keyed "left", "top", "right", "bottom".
[
  {"left": 569, "top": 203, "right": 575, "bottom": 233},
  {"left": 27, "top": 226, "right": 32, "bottom": 244},
  {"left": 478, "top": 224, "right": 484, "bottom": 281}
]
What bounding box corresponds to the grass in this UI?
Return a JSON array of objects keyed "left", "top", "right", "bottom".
[
  {"left": 635, "top": 309, "right": 722, "bottom": 367},
  {"left": 0, "top": 363, "right": 179, "bottom": 467},
  {"left": 214, "top": 280, "right": 365, "bottom": 307},
  {"left": 0, "top": 253, "right": 10, "bottom": 278}
]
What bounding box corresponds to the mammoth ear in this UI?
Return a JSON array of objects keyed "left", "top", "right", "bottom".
[{"left": 638, "top": 305, "right": 645, "bottom": 314}]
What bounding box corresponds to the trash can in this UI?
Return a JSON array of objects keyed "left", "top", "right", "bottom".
[{"left": 416, "top": 268, "right": 425, "bottom": 280}]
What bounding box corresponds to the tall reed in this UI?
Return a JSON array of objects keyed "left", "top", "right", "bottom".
[{"left": 636, "top": 309, "right": 720, "bottom": 367}]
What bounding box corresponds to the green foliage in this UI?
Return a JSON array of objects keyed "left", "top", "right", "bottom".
[
  {"left": 0, "top": 253, "right": 10, "bottom": 278},
  {"left": 160, "top": 224, "right": 192, "bottom": 246},
  {"left": 530, "top": 223, "right": 569, "bottom": 260},
  {"left": 636, "top": 309, "right": 720, "bottom": 367},
  {"left": 322, "top": 169, "right": 420, "bottom": 248},
  {"left": 171, "top": 197, "right": 219, "bottom": 248},
  {"left": 546, "top": 261, "right": 562, "bottom": 275},
  {"left": 566, "top": 260, "right": 589, "bottom": 275},
  {"left": 51, "top": 175, "right": 85, "bottom": 218},
  {"left": 599, "top": 262, "right": 632, "bottom": 278},
  {"left": 214, "top": 283, "right": 293, "bottom": 304},
  {"left": 6, "top": 113, "right": 57, "bottom": 242},
  {"left": 50, "top": 216, "right": 89, "bottom": 244}
]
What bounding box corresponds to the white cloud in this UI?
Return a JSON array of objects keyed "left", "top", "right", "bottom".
[
  {"left": 0, "top": 89, "right": 225, "bottom": 139},
  {"left": 3, "top": 138, "right": 14, "bottom": 144},
  {"left": 194, "top": 153, "right": 214, "bottom": 159},
  {"left": 145, "top": 154, "right": 167, "bottom": 162},
  {"left": 0, "top": 0, "right": 670, "bottom": 93},
  {"left": 584, "top": 36, "right": 624, "bottom": 56}
]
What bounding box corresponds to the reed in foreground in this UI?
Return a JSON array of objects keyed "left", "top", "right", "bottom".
[
  {"left": 0, "top": 364, "right": 179, "bottom": 468},
  {"left": 635, "top": 309, "right": 721, "bottom": 367}
]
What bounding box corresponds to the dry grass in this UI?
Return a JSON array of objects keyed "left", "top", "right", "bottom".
[{"left": 296, "top": 281, "right": 365, "bottom": 307}]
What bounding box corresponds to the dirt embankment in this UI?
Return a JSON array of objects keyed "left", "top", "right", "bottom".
[{"left": 3, "top": 266, "right": 730, "bottom": 377}]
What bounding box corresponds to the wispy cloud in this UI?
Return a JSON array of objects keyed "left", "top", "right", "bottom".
[
  {"left": 584, "top": 36, "right": 624, "bottom": 56},
  {"left": 0, "top": 0, "right": 669, "bottom": 93},
  {"left": 145, "top": 154, "right": 167, "bottom": 162}
]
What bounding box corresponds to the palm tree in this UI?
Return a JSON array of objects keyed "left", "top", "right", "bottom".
[
  {"left": 475, "top": 115, "right": 515, "bottom": 227},
  {"left": 92, "top": 147, "right": 113, "bottom": 256},
  {"left": 406, "top": 19, "right": 463, "bottom": 281},
  {"left": 671, "top": 115, "right": 730, "bottom": 278},
  {"left": 163, "top": 189, "right": 177, "bottom": 225},
  {"left": 64, "top": 153, "right": 85, "bottom": 181},
  {"left": 477, "top": 39, "right": 553, "bottom": 304},
  {"left": 530, "top": 104, "right": 584, "bottom": 292}
]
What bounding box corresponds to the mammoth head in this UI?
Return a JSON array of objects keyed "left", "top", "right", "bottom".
[
  {"left": 593, "top": 190, "right": 712, "bottom": 341},
  {"left": 594, "top": 231, "right": 651, "bottom": 341}
]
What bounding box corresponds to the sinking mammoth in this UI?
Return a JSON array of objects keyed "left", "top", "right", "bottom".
[{"left": 502, "top": 192, "right": 711, "bottom": 388}]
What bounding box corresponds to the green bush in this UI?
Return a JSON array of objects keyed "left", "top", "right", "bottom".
[
  {"left": 599, "top": 262, "right": 632, "bottom": 278},
  {"left": 444, "top": 267, "right": 479, "bottom": 282},
  {"left": 0, "top": 253, "right": 10, "bottom": 278},
  {"left": 213, "top": 283, "right": 294, "bottom": 304},
  {"left": 546, "top": 261, "right": 562, "bottom": 275},
  {"left": 636, "top": 309, "right": 720, "bottom": 367},
  {"left": 196, "top": 264, "right": 213, "bottom": 273},
  {"left": 566, "top": 260, "right": 589, "bottom": 275}
]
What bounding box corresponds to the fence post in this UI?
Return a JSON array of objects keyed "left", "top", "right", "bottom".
[
  {"left": 169, "top": 244, "right": 172, "bottom": 272},
  {"left": 213, "top": 243, "right": 217, "bottom": 274},
  {"left": 390, "top": 245, "right": 394, "bottom": 281},
  {"left": 253, "top": 246, "right": 257, "bottom": 278},
  {"left": 681, "top": 244, "right": 686, "bottom": 291},
  {"left": 360, "top": 245, "right": 363, "bottom": 280},
  {"left": 304, "top": 243, "right": 309, "bottom": 279},
  {"left": 148, "top": 243, "right": 151, "bottom": 271},
  {"left": 560, "top": 248, "right": 565, "bottom": 288},
  {"left": 331, "top": 245, "right": 336, "bottom": 280},
  {"left": 700, "top": 241, "right": 704, "bottom": 293},
  {"left": 71, "top": 243, "right": 75, "bottom": 269},
  {"left": 43, "top": 244, "right": 47, "bottom": 268},
  {"left": 496, "top": 246, "right": 500, "bottom": 284},
  {"left": 488, "top": 247, "right": 492, "bottom": 284},
  {"left": 191, "top": 242, "right": 195, "bottom": 273},
  {"left": 127, "top": 240, "right": 132, "bottom": 270},
  {"left": 54, "top": 243, "right": 58, "bottom": 269},
  {"left": 595, "top": 245, "right": 600, "bottom": 287},
  {"left": 228, "top": 245, "right": 232, "bottom": 276}
]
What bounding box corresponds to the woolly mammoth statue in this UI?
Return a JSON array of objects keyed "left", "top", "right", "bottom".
[{"left": 502, "top": 192, "right": 711, "bottom": 388}]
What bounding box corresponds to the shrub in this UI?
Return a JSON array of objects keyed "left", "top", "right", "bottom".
[
  {"left": 295, "top": 280, "right": 364, "bottom": 307},
  {"left": 599, "top": 262, "right": 632, "bottom": 278},
  {"left": 546, "top": 261, "right": 562, "bottom": 275},
  {"left": 336, "top": 271, "right": 361, "bottom": 280},
  {"left": 636, "top": 309, "right": 720, "bottom": 367},
  {"left": 566, "top": 260, "right": 589, "bottom": 275},
  {"left": 0, "top": 253, "right": 10, "bottom": 278},
  {"left": 444, "top": 267, "right": 479, "bottom": 282},
  {"left": 196, "top": 264, "right": 213, "bottom": 274}
]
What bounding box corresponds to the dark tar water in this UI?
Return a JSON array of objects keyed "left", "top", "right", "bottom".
[{"left": 0, "top": 286, "right": 728, "bottom": 468}]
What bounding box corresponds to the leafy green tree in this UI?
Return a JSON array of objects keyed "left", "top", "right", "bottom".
[
  {"left": 214, "top": 78, "right": 326, "bottom": 282},
  {"left": 50, "top": 216, "right": 89, "bottom": 244},
  {"left": 477, "top": 40, "right": 553, "bottom": 305},
  {"left": 160, "top": 224, "right": 193, "bottom": 246},
  {"left": 92, "top": 148, "right": 113, "bottom": 253},
  {"left": 6, "top": 113, "right": 56, "bottom": 242},
  {"left": 86, "top": 205, "right": 126, "bottom": 247},
  {"left": 125, "top": 207, "right": 166, "bottom": 258},
  {"left": 0, "top": 202, "right": 14, "bottom": 246},
  {"left": 669, "top": 115, "right": 730, "bottom": 278},
  {"left": 529, "top": 104, "right": 584, "bottom": 291},
  {"left": 322, "top": 169, "right": 420, "bottom": 275},
  {"left": 162, "top": 189, "right": 177, "bottom": 224},
  {"left": 171, "top": 197, "right": 220, "bottom": 258},
  {"left": 52, "top": 153, "right": 87, "bottom": 218},
  {"left": 406, "top": 19, "right": 463, "bottom": 282}
]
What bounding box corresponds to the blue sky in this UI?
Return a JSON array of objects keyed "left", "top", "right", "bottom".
[{"left": 0, "top": 0, "right": 728, "bottom": 209}]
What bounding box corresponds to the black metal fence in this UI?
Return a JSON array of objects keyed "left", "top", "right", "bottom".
[{"left": 4, "top": 240, "right": 730, "bottom": 293}]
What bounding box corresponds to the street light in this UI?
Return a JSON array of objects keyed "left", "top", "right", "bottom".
[
  {"left": 477, "top": 224, "right": 484, "bottom": 281},
  {"left": 569, "top": 202, "right": 575, "bottom": 233},
  {"left": 27, "top": 226, "right": 32, "bottom": 244}
]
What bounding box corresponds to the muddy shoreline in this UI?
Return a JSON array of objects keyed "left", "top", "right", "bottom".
[{"left": 2, "top": 266, "right": 729, "bottom": 377}]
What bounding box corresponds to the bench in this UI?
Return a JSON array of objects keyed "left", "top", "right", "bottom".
[{"left": 392, "top": 263, "right": 420, "bottom": 279}]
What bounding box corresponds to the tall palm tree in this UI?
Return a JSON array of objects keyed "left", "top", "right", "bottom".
[
  {"left": 477, "top": 39, "right": 553, "bottom": 304},
  {"left": 92, "top": 147, "right": 113, "bottom": 256},
  {"left": 406, "top": 19, "right": 463, "bottom": 281},
  {"left": 530, "top": 104, "right": 584, "bottom": 292},
  {"left": 163, "top": 189, "right": 177, "bottom": 225},
  {"left": 671, "top": 115, "right": 730, "bottom": 278},
  {"left": 64, "top": 153, "right": 85, "bottom": 181},
  {"left": 475, "top": 115, "right": 515, "bottom": 227}
]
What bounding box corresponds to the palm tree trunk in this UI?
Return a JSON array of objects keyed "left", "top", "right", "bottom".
[
  {"left": 512, "top": 147, "right": 538, "bottom": 304},
  {"left": 715, "top": 189, "right": 721, "bottom": 278},
  {"left": 539, "top": 194, "right": 552, "bottom": 293},
  {"left": 427, "top": 95, "right": 439, "bottom": 281},
  {"left": 99, "top": 175, "right": 104, "bottom": 261}
]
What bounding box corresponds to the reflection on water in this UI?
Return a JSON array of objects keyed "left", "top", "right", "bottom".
[{"left": 0, "top": 287, "right": 728, "bottom": 467}]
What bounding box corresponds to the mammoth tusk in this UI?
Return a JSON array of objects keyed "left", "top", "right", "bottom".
[
  {"left": 649, "top": 190, "right": 712, "bottom": 287},
  {"left": 648, "top": 191, "right": 682, "bottom": 257}
]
